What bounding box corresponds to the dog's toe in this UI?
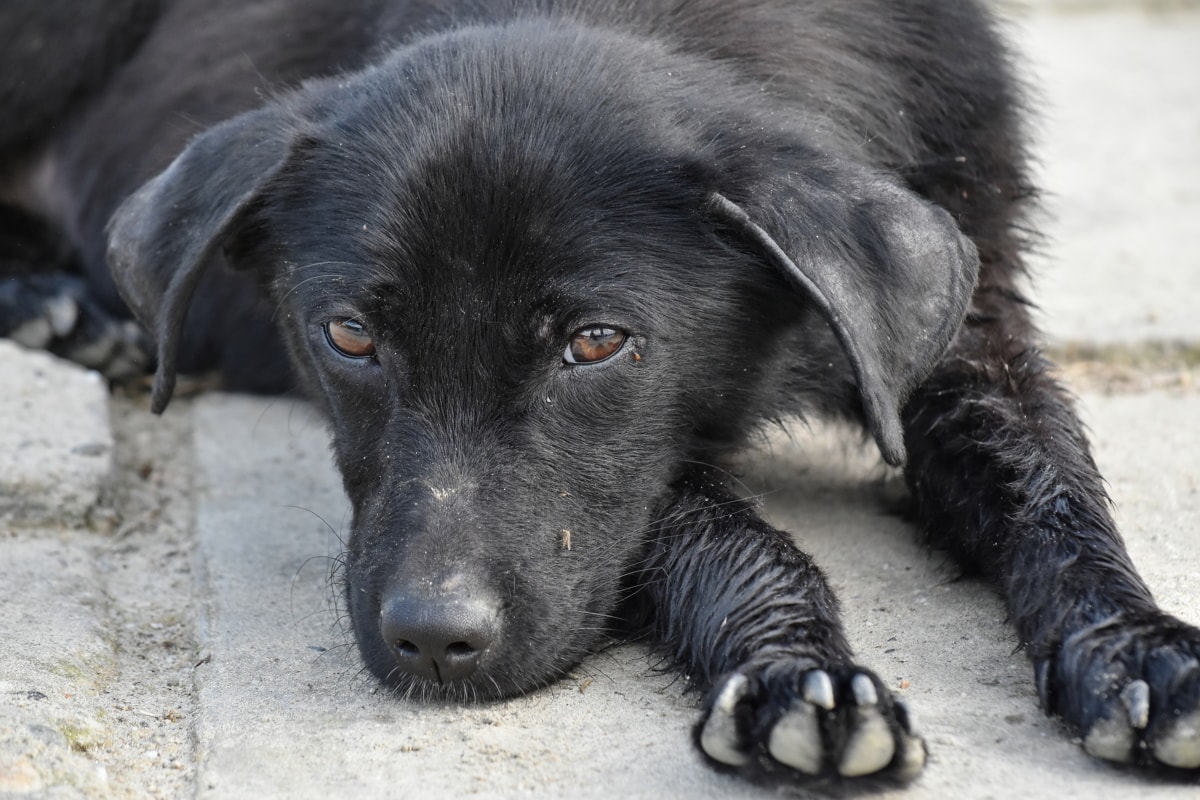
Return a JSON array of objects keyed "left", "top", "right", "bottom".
[
  {"left": 698, "top": 671, "right": 753, "bottom": 766},
  {"left": 766, "top": 695, "right": 823, "bottom": 774},
  {"left": 1080, "top": 679, "right": 1148, "bottom": 763},
  {"left": 1152, "top": 710, "right": 1200, "bottom": 769},
  {"left": 837, "top": 674, "right": 896, "bottom": 776},
  {"left": 1083, "top": 709, "right": 1138, "bottom": 763}
]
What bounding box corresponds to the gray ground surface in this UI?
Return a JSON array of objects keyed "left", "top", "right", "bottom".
[
  {"left": 2, "top": 6, "right": 1198, "bottom": 799},
  {"left": 1020, "top": 9, "right": 1200, "bottom": 345}
]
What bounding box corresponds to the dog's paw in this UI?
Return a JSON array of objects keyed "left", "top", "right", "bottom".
[
  {"left": 1038, "top": 613, "right": 1200, "bottom": 770},
  {"left": 696, "top": 662, "right": 926, "bottom": 783},
  {"left": 1, "top": 274, "right": 150, "bottom": 381}
]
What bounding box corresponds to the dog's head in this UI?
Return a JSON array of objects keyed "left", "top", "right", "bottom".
[{"left": 108, "top": 21, "right": 977, "bottom": 698}]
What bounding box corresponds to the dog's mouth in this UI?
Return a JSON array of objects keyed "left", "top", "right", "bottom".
[{"left": 340, "top": 488, "right": 656, "bottom": 701}]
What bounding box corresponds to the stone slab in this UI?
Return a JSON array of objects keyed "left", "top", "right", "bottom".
[
  {"left": 0, "top": 341, "right": 113, "bottom": 529},
  {"left": 0, "top": 536, "right": 117, "bottom": 798}
]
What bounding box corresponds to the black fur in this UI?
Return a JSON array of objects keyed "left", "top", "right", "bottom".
[{"left": 3, "top": 0, "right": 1198, "bottom": 786}]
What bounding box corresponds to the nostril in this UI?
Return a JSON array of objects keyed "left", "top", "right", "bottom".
[
  {"left": 444, "top": 640, "right": 483, "bottom": 669},
  {"left": 446, "top": 641, "right": 477, "bottom": 658},
  {"left": 394, "top": 639, "right": 421, "bottom": 658}
]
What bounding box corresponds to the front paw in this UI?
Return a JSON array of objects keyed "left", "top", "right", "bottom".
[
  {"left": 1038, "top": 614, "right": 1200, "bottom": 770},
  {"left": 696, "top": 662, "right": 926, "bottom": 783}
]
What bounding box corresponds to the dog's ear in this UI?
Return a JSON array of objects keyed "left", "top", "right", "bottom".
[
  {"left": 107, "top": 107, "right": 294, "bottom": 413},
  {"left": 710, "top": 168, "right": 978, "bottom": 466}
]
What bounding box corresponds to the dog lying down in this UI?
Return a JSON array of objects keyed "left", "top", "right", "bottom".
[{"left": 3, "top": 0, "right": 1198, "bottom": 786}]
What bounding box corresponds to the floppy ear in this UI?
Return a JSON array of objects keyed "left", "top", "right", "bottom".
[
  {"left": 107, "top": 107, "right": 294, "bottom": 413},
  {"left": 710, "top": 167, "right": 978, "bottom": 466}
]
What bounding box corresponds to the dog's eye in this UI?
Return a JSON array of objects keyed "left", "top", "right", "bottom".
[
  {"left": 564, "top": 327, "right": 626, "bottom": 365},
  {"left": 324, "top": 319, "right": 376, "bottom": 359}
]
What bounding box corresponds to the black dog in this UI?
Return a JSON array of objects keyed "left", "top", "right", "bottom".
[{"left": 3, "top": 0, "right": 1198, "bottom": 785}]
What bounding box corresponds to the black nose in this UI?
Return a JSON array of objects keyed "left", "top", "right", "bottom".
[{"left": 379, "top": 590, "right": 499, "bottom": 684}]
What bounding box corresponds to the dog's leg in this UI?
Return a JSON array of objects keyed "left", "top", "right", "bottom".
[
  {"left": 904, "top": 292, "right": 1200, "bottom": 770},
  {"left": 634, "top": 473, "right": 926, "bottom": 783}
]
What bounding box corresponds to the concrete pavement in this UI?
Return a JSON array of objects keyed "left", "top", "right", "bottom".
[
  {"left": 0, "top": 345, "right": 111, "bottom": 529},
  {"left": 2, "top": 6, "right": 1199, "bottom": 799}
]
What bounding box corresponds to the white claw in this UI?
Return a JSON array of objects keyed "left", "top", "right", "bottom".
[
  {"left": 700, "top": 673, "right": 751, "bottom": 766},
  {"left": 803, "top": 671, "right": 836, "bottom": 711},
  {"left": 1153, "top": 710, "right": 1200, "bottom": 769},
  {"left": 838, "top": 706, "right": 896, "bottom": 777},
  {"left": 851, "top": 673, "right": 879, "bottom": 706},
  {"left": 46, "top": 295, "right": 79, "bottom": 337},
  {"left": 1120, "top": 680, "right": 1151, "bottom": 730},
  {"left": 768, "top": 702, "right": 824, "bottom": 775}
]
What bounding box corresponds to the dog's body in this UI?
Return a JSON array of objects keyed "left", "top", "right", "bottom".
[{"left": 3, "top": 0, "right": 1198, "bottom": 785}]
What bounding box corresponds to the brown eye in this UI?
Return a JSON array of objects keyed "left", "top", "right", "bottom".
[
  {"left": 324, "top": 319, "right": 376, "bottom": 359},
  {"left": 564, "top": 327, "right": 626, "bottom": 365}
]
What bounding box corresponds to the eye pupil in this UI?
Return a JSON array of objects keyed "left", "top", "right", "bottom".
[
  {"left": 325, "top": 320, "right": 376, "bottom": 358},
  {"left": 566, "top": 327, "right": 625, "bottom": 364}
]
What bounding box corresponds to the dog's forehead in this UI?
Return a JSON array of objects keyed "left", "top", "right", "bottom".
[{"left": 275, "top": 32, "right": 718, "bottom": 317}]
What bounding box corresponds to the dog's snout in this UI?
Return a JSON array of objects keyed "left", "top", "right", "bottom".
[{"left": 379, "top": 588, "right": 499, "bottom": 684}]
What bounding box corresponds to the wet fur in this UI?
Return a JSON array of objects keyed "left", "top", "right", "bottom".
[{"left": 3, "top": 0, "right": 1198, "bottom": 785}]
